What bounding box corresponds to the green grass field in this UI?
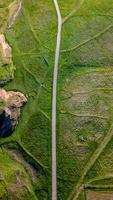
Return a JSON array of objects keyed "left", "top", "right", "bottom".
[{"left": 0, "top": 0, "right": 113, "bottom": 199}]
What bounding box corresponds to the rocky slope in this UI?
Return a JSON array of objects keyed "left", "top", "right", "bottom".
[
  {"left": 0, "top": 0, "right": 22, "bottom": 85},
  {"left": 0, "top": 34, "right": 15, "bottom": 85},
  {"left": 0, "top": 89, "right": 27, "bottom": 137}
]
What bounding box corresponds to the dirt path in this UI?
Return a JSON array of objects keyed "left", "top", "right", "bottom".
[{"left": 52, "top": 1, "right": 62, "bottom": 200}]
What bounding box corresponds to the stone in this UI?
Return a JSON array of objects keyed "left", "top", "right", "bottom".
[
  {"left": 0, "top": 89, "right": 27, "bottom": 137},
  {"left": 0, "top": 34, "right": 15, "bottom": 85},
  {"left": 0, "top": 34, "right": 12, "bottom": 65}
]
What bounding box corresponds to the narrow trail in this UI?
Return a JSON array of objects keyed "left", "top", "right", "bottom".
[
  {"left": 61, "top": 24, "right": 113, "bottom": 53},
  {"left": 52, "top": 1, "right": 62, "bottom": 200},
  {"left": 62, "top": 0, "right": 85, "bottom": 24},
  {"left": 68, "top": 122, "right": 113, "bottom": 200},
  {"left": 8, "top": 0, "right": 22, "bottom": 28}
]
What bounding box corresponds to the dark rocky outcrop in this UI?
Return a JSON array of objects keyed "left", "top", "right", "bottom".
[{"left": 0, "top": 89, "right": 27, "bottom": 137}]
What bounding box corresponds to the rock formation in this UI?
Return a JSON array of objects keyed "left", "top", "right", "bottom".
[
  {"left": 0, "top": 34, "right": 12, "bottom": 65},
  {"left": 0, "top": 34, "right": 15, "bottom": 85},
  {"left": 0, "top": 89, "right": 27, "bottom": 137}
]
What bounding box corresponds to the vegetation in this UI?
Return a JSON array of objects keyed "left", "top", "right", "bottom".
[{"left": 0, "top": 0, "right": 113, "bottom": 199}]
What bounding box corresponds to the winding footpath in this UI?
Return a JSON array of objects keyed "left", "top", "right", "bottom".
[{"left": 52, "top": 1, "right": 62, "bottom": 200}]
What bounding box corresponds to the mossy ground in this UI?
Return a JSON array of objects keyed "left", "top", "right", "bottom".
[
  {"left": 0, "top": 0, "right": 113, "bottom": 199},
  {"left": 0, "top": 147, "right": 38, "bottom": 200},
  {"left": 57, "top": 0, "right": 113, "bottom": 199},
  {"left": 0, "top": 0, "right": 56, "bottom": 199}
]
